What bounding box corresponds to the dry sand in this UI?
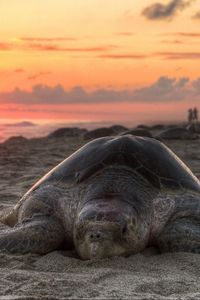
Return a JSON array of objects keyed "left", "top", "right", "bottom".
[{"left": 0, "top": 135, "right": 200, "bottom": 299}]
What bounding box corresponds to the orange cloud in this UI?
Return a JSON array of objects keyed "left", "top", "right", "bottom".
[
  {"left": 0, "top": 43, "right": 12, "bottom": 50},
  {"left": 98, "top": 51, "right": 200, "bottom": 60},
  {"left": 27, "top": 43, "right": 115, "bottom": 52},
  {"left": 167, "top": 32, "right": 200, "bottom": 37},
  {"left": 156, "top": 51, "right": 200, "bottom": 59},
  {"left": 192, "top": 11, "right": 200, "bottom": 19},
  {"left": 20, "top": 37, "right": 78, "bottom": 42},
  {"left": 14, "top": 68, "right": 25, "bottom": 73},
  {"left": 98, "top": 53, "right": 147, "bottom": 59},
  {"left": 0, "top": 40, "right": 116, "bottom": 53},
  {"left": 160, "top": 39, "right": 183, "bottom": 44},
  {"left": 27, "top": 71, "right": 51, "bottom": 80}
]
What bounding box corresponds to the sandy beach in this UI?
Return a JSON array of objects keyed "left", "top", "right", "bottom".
[{"left": 0, "top": 131, "right": 200, "bottom": 299}]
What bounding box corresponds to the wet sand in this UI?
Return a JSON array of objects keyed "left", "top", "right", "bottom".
[{"left": 0, "top": 135, "right": 200, "bottom": 299}]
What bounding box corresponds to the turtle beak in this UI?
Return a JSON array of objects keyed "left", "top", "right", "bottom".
[{"left": 90, "top": 242, "right": 101, "bottom": 258}]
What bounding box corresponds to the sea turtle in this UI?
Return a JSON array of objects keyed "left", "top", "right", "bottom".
[
  {"left": 1, "top": 135, "right": 200, "bottom": 260},
  {"left": 121, "top": 128, "right": 153, "bottom": 138}
]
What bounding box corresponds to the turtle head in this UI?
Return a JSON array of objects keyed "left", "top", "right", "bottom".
[{"left": 73, "top": 197, "right": 149, "bottom": 260}]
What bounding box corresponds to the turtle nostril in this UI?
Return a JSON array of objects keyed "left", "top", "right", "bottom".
[{"left": 89, "top": 232, "right": 101, "bottom": 240}]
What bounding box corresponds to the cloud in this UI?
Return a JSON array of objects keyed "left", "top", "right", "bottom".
[
  {"left": 0, "top": 43, "right": 12, "bottom": 50},
  {"left": 167, "top": 32, "right": 200, "bottom": 37},
  {"left": 0, "top": 41, "right": 116, "bottom": 53},
  {"left": 0, "top": 76, "right": 200, "bottom": 105},
  {"left": 27, "top": 71, "right": 51, "bottom": 80},
  {"left": 98, "top": 51, "right": 200, "bottom": 60},
  {"left": 2, "top": 38, "right": 199, "bottom": 61},
  {"left": 20, "top": 37, "right": 78, "bottom": 42},
  {"left": 191, "top": 78, "right": 200, "bottom": 93},
  {"left": 98, "top": 53, "right": 147, "bottom": 59},
  {"left": 142, "top": 0, "right": 193, "bottom": 20},
  {"left": 0, "top": 69, "right": 25, "bottom": 76},
  {"left": 14, "top": 68, "right": 25, "bottom": 73},
  {"left": 27, "top": 43, "right": 114, "bottom": 52},
  {"left": 192, "top": 11, "right": 200, "bottom": 19},
  {"left": 133, "top": 76, "right": 190, "bottom": 101},
  {"left": 160, "top": 39, "right": 183, "bottom": 44},
  {"left": 0, "top": 85, "right": 129, "bottom": 104},
  {"left": 156, "top": 51, "right": 200, "bottom": 59}
]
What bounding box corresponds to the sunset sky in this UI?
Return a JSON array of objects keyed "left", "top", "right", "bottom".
[{"left": 1, "top": 0, "right": 200, "bottom": 125}]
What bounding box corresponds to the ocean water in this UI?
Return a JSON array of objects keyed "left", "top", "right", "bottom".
[{"left": 0, "top": 121, "right": 117, "bottom": 142}]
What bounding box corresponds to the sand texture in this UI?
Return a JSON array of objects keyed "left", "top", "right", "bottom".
[{"left": 0, "top": 136, "right": 200, "bottom": 299}]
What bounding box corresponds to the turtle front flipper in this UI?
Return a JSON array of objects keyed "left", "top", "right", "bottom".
[
  {"left": 156, "top": 218, "right": 200, "bottom": 253},
  {"left": 0, "top": 215, "right": 65, "bottom": 254}
]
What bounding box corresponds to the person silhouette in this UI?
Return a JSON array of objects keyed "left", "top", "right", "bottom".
[
  {"left": 193, "top": 107, "right": 198, "bottom": 122},
  {"left": 188, "top": 108, "right": 193, "bottom": 123}
]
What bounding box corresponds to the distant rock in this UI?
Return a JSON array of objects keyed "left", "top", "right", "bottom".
[
  {"left": 121, "top": 128, "right": 153, "bottom": 138},
  {"left": 3, "top": 136, "right": 28, "bottom": 145},
  {"left": 149, "top": 124, "right": 165, "bottom": 130},
  {"left": 155, "top": 127, "right": 199, "bottom": 140},
  {"left": 186, "top": 123, "right": 200, "bottom": 134},
  {"left": 5, "top": 121, "right": 36, "bottom": 127},
  {"left": 84, "top": 127, "right": 116, "bottom": 140},
  {"left": 109, "top": 125, "right": 128, "bottom": 133},
  {"left": 136, "top": 124, "right": 150, "bottom": 130},
  {"left": 48, "top": 127, "right": 87, "bottom": 138},
  {"left": 165, "top": 124, "right": 180, "bottom": 129}
]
